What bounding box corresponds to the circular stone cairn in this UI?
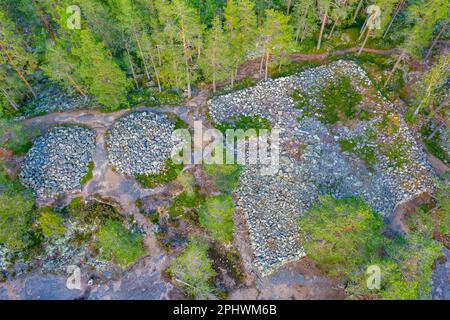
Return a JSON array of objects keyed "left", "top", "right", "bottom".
[
  {"left": 20, "top": 126, "right": 96, "bottom": 200},
  {"left": 105, "top": 111, "right": 177, "bottom": 176}
]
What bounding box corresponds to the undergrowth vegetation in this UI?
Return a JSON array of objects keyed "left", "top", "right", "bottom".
[{"left": 299, "top": 195, "right": 446, "bottom": 300}]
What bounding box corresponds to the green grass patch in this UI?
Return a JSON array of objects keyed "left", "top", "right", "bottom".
[
  {"left": 96, "top": 219, "right": 145, "bottom": 268},
  {"left": 199, "top": 195, "right": 235, "bottom": 243},
  {"left": 214, "top": 115, "right": 272, "bottom": 135},
  {"left": 168, "top": 236, "right": 217, "bottom": 299},
  {"left": 67, "top": 197, "right": 122, "bottom": 245},
  {"left": 135, "top": 159, "right": 184, "bottom": 188}
]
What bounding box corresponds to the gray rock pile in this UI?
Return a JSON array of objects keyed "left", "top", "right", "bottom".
[
  {"left": 208, "top": 60, "right": 436, "bottom": 275},
  {"left": 105, "top": 111, "right": 176, "bottom": 176},
  {"left": 20, "top": 126, "right": 96, "bottom": 200}
]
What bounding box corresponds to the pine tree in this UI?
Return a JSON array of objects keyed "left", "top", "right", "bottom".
[
  {"left": 0, "top": 65, "right": 23, "bottom": 114},
  {"left": 292, "top": 0, "right": 318, "bottom": 42},
  {"left": 200, "top": 16, "right": 232, "bottom": 92},
  {"left": 0, "top": 9, "right": 37, "bottom": 99},
  {"left": 384, "top": 0, "right": 448, "bottom": 87},
  {"left": 260, "top": 9, "right": 295, "bottom": 80}
]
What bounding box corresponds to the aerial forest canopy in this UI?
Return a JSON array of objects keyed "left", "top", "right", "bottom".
[{"left": 0, "top": 0, "right": 447, "bottom": 114}]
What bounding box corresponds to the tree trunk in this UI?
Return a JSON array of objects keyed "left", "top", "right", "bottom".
[
  {"left": 428, "top": 99, "right": 449, "bottom": 120},
  {"left": 0, "top": 43, "right": 36, "bottom": 98},
  {"left": 180, "top": 30, "right": 191, "bottom": 98},
  {"left": 425, "top": 22, "right": 448, "bottom": 59},
  {"left": 359, "top": 17, "right": 369, "bottom": 41},
  {"left": 0, "top": 87, "right": 18, "bottom": 110},
  {"left": 383, "top": 0, "right": 406, "bottom": 39},
  {"left": 317, "top": 8, "right": 328, "bottom": 50},
  {"left": 124, "top": 41, "right": 139, "bottom": 89},
  {"left": 383, "top": 52, "right": 404, "bottom": 88},
  {"left": 351, "top": 0, "right": 364, "bottom": 24},
  {"left": 358, "top": 27, "right": 371, "bottom": 55},
  {"left": 286, "top": 0, "right": 292, "bottom": 15},
  {"left": 212, "top": 73, "right": 216, "bottom": 93}
]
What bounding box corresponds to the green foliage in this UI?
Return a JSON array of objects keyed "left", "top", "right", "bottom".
[
  {"left": 168, "top": 236, "right": 217, "bottom": 299},
  {"left": 203, "top": 164, "right": 242, "bottom": 195},
  {"left": 0, "top": 8, "right": 37, "bottom": 107},
  {"left": 0, "top": 119, "right": 39, "bottom": 155},
  {"left": 223, "top": 0, "right": 257, "bottom": 84},
  {"left": 73, "top": 30, "right": 130, "bottom": 111},
  {"left": 298, "top": 196, "right": 384, "bottom": 278},
  {"left": 128, "top": 88, "right": 183, "bottom": 107},
  {"left": 294, "top": 76, "right": 363, "bottom": 124},
  {"left": 420, "top": 125, "right": 449, "bottom": 164},
  {"left": 200, "top": 16, "right": 233, "bottom": 91},
  {"left": 380, "top": 235, "right": 442, "bottom": 300},
  {"left": 377, "top": 136, "right": 412, "bottom": 169},
  {"left": 291, "top": 0, "right": 318, "bottom": 42},
  {"left": 168, "top": 171, "right": 204, "bottom": 219},
  {"left": 135, "top": 159, "right": 184, "bottom": 188},
  {"left": 80, "top": 161, "right": 94, "bottom": 185},
  {"left": 299, "top": 195, "right": 445, "bottom": 300},
  {"left": 37, "top": 208, "right": 66, "bottom": 239},
  {"left": 199, "top": 195, "right": 235, "bottom": 243},
  {"left": 339, "top": 131, "right": 378, "bottom": 170},
  {"left": 68, "top": 197, "right": 122, "bottom": 244},
  {"left": 260, "top": 8, "right": 295, "bottom": 74},
  {"left": 412, "top": 54, "right": 449, "bottom": 118},
  {"left": 96, "top": 219, "right": 145, "bottom": 268}
]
